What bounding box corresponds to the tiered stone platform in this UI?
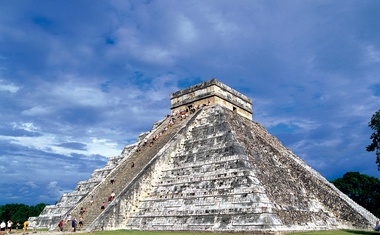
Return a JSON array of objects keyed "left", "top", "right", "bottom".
[
  {"left": 31, "top": 78, "right": 378, "bottom": 233},
  {"left": 28, "top": 148, "right": 130, "bottom": 229},
  {"left": 86, "top": 105, "right": 376, "bottom": 232},
  {"left": 30, "top": 108, "right": 199, "bottom": 231}
]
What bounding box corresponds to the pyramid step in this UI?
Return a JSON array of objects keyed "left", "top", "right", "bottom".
[
  {"left": 34, "top": 79, "right": 377, "bottom": 233},
  {"left": 60, "top": 112, "right": 199, "bottom": 231}
]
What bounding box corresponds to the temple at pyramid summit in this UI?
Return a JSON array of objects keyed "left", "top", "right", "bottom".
[
  {"left": 170, "top": 78, "right": 253, "bottom": 120},
  {"left": 31, "top": 78, "right": 377, "bottom": 233}
]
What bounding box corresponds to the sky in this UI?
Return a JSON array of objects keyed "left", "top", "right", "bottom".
[{"left": 1, "top": 0, "right": 380, "bottom": 206}]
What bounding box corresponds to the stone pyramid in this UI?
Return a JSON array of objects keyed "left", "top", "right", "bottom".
[{"left": 31, "top": 79, "right": 377, "bottom": 233}]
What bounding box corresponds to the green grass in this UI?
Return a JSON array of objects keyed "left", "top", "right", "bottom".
[
  {"left": 65, "top": 230, "right": 379, "bottom": 235},
  {"left": 19, "top": 229, "right": 379, "bottom": 235},
  {"left": 287, "top": 230, "right": 379, "bottom": 235}
]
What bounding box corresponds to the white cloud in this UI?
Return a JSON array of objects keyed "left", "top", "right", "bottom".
[
  {"left": 0, "top": 79, "right": 20, "bottom": 93},
  {"left": 22, "top": 105, "right": 53, "bottom": 116},
  {"left": 0, "top": 130, "right": 120, "bottom": 160},
  {"left": 47, "top": 181, "right": 71, "bottom": 197},
  {"left": 25, "top": 181, "right": 39, "bottom": 189},
  {"left": 176, "top": 15, "right": 198, "bottom": 43},
  {"left": 365, "top": 45, "right": 380, "bottom": 64},
  {"left": 258, "top": 115, "right": 319, "bottom": 134},
  {"left": 140, "top": 46, "right": 172, "bottom": 64},
  {"left": 88, "top": 137, "right": 120, "bottom": 157},
  {"left": 108, "top": 27, "right": 174, "bottom": 65},
  {"left": 49, "top": 78, "right": 108, "bottom": 107},
  {"left": 291, "top": 138, "right": 342, "bottom": 153},
  {"left": 11, "top": 122, "right": 40, "bottom": 132}
]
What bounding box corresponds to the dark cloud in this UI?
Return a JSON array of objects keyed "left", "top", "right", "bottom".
[
  {"left": 57, "top": 142, "right": 87, "bottom": 151},
  {"left": 0, "top": 127, "right": 41, "bottom": 137},
  {"left": 372, "top": 84, "right": 380, "bottom": 97}
]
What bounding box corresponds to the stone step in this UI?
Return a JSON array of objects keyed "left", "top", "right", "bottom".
[{"left": 56, "top": 112, "right": 198, "bottom": 231}]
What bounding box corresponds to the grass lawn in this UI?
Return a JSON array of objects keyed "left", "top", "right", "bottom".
[
  {"left": 65, "top": 229, "right": 379, "bottom": 235},
  {"left": 287, "top": 229, "right": 379, "bottom": 235}
]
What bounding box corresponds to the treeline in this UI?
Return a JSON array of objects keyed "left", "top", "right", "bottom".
[
  {"left": 331, "top": 171, "right": 380, "bottom": 218},
  {"left": 0, "top": 203, "right": 47, "bottom": 227}
]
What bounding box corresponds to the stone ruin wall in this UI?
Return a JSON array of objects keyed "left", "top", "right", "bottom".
[
  {"left": 170, "top": 78, "right": 253, "bottom": 120},
  {"left": 89, "top": 135, "right": 180, "bottom": 231},
  {"left": 95, "top": 105, "right": 377, "bottom": 232},
  {"left": 87, "top": 109, "right": 198, "bottom": 231},
  {"left": 224, "top": 108, "right": 377, "bottom": 230},
  {"left": 31, "top": 113, "right": 173, "bottom": 229},
  {"left": 211, "top": 82, "right": 252, "bottom": 116},
  {"left": 137, "top": 105, "right": 282, "bottom": 231},
  {"left": 29, "top": 143, "right": 138, "bottom": 228},
  {"left": 210, "top": 95, "right": 252, "bottom": 121},
  {"left": 93, "top": 106, "right": 284, "bottom": 232},
  {"left": 32, "top": 102, "right": 378, "bottom": 233}
]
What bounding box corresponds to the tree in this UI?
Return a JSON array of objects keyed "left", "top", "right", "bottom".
[
  {"left": 367, "top": 109, "right": 380, "bottom": 170},
  {"left": 0, "top": 203, "right": 47, "bottom": 228},
  {"left": 331, "top": 172, "right": 380, "bottom": 217}
]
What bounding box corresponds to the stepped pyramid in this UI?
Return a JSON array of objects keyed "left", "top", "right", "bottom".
[{"left": 31, "top": 79, "right": 377, "bottom": 233}]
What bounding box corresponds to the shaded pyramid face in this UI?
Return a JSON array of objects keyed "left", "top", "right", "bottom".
[{"left": 105, "top": 105, "right": 376, "bottom": 232}]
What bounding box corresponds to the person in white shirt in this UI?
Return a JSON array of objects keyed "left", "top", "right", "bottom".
[
  {"left": 110, "top": 191, "right": 116, "bottom": 201},
  {"left": 7, "top": 220, "right": 13, "bottom": 234},
  {"left": 1, "top": 220, "right": 6, "bottom": 235}
]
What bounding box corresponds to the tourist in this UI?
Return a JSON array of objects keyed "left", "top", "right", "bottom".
[
  {"left": 100, "top": 201, "right": 105, "bottom": 211},
  {"left": 79, "top": 207, "right": 86, "bottom": 216},
  {"left": 149, "top": 138, "right": 154, "bottom": 147},
  {"left": 110, "top": 191, "right": 116, "bottom": 201},
  {"left": 375, "top": 220, "right": 380, "bottom": 231},
  {"left": 131, "top": 162, "right": 135, "bottom": 168},
  {"left": 7, "top": 220, "right": 12, "bottom": 234},
  {"left": 31, "top": 220, "right": 37, "bottom": 233},
  {"left": 78, "top": 216, "right": 84, "bottom": 230},
  {"left": 16, "top": 222, "right": 20, "bottom": 232},
  {"left": 90, "top": 195, "right": 94, "bottom": 206},
  {"left": 110, "top": 177, "right": 115, "bottom": 184},
  {"left": 0, "top": 220, "right": 5, "bottom": 235},
  {"left": 136, "top": 143, "right": 142, "bottom": 152},
  {"left": 71, "top": 217, "right": 77, "bottom": 232},
  {"left": 23, "top": 220, "right": 28, "bottom": 235},
  {"left": 65, "top": 213, "right": 72, "bottom": 223},
  {"left": 58, "top": 220, "right": 63, "bottom": 231}
]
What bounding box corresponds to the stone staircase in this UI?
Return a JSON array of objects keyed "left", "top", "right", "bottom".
[
  {"left": 30, "top": 145, "right": 135, "bottom": 230},
  {"left": 52, "top": 110, "right": 200, "bottom": 231},
  {"left": 93, "top": 105, "right": 378, "bottom": 232},
  {"left": 123, "top": 105, "right": 280, "bottom": 231}
]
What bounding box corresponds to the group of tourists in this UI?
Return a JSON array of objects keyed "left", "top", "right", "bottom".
[
  {"left": 1, "top": 220, "right": 32, "bottom": 235},
  {"left": 139, "top": 124, "right": 170, "bottom": 150},
  {"left": 100, "top": 189, "right": 117, "bottom": 212},
  {"left": 58, "top": 207, "right": 85, "bottom": 232},
  {"left": 0, "top": 220, "right": 12, "bottom": 235},
  {"left": 136, "top": 103, "right": 203, "bottom": 153}
]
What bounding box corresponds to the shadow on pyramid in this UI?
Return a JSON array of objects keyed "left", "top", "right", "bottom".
[{"left": 31, "top": 79, "right": 377, "bottom": 233}]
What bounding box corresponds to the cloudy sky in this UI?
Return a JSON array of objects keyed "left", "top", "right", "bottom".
[{"left": 1, "top": 0, "right": 379, "bottom": 205}]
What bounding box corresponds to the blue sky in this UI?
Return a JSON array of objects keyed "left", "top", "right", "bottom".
[{"left": 1, "top": 0, "right": 380, "bottom": 205}]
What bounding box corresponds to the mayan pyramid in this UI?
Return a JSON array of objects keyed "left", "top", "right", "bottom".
[{"left": 31, "top": 78, "right": 377, "bottom": 233}]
